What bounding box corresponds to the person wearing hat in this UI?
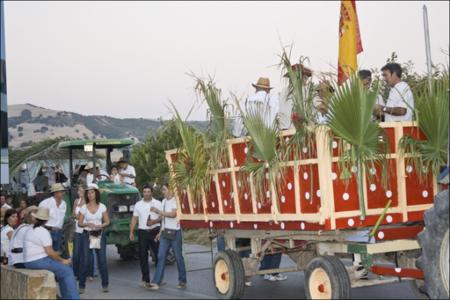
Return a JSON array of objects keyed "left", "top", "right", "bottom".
[
  {"left": 312, "top": 80, "right": 335, "bottom": 124},
  {"left": 78, "top": 183, "right": 110, "bottom": 294},
  {"left": 38, "top": 183, "right": 67, "bottom": 252},
  {"left": 9, "top": 205, "right": 38, "bottom": 268},
  {"left": 23, "top": 207, "right": 80, "bottom": 299},
  {"left": 250, "top": 77, "right": 279, "bottom": 126},
  {"left": 118, "top": 157, "right": 136, "bottom": 186},
  {"left": 279, "top": 63, "right": 313, "bottom": 129}
]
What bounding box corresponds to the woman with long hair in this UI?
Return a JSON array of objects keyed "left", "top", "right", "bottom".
[
  {"left": 1, "top": 209, "right": 19, "bottom": 265},
  {"left": 78, "top": 184, "right": 110, "bottom": 294}
]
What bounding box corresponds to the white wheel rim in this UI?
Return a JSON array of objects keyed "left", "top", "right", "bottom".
[
  {"left": 440, "top": 229, "right": 449, "bottom": 295},
  {"left": 309, "top": 267, "right": 332, "bottom": 299},
  {"left": 215, "top": 259, "right": 230, "bottom": 294}
]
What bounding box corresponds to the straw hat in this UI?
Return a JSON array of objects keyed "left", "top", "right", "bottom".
[
  {"left": 31, "top": 207, "right": 50, "bottom": 221},
  {"left": 252, "top": 77, "right": 273, "bottom": 90},
  {"left": 24, "top": 205, "right": 38, "bottom": 215},
  {"left": 84, "top": 161, "right": 94, "bottom": 170},
  {"left": 86, "top": 183, "right": 99, "bottom": 191},
  {"left": 50, "top": 183, "right": 67, "bottom": 193},
  {"left": 283, "top": 64, "right": 313, "bottom": 78}
]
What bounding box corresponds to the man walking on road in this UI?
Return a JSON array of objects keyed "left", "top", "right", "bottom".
[{"left": 129, "top": 185, "right": 162, "bottom": 288}]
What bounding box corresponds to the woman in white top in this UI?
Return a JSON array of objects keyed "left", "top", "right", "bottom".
[
  {"left": 148, "top": 183, "right": 187, "bottom": 290},
  {"left": 23, "top": 207, "right": 79, "bottom": 299},
  {"left": 9, "top": 205, "right": 38, "bottom": 268},
  {"left": 78, "top": 183, "right": 110, "bottom": 294},
  {"left": 1, "top": 209, "right": 18, "bottom": 265},
  {"left": 71, "top": 185, "right": 94, "bottom": 280}
]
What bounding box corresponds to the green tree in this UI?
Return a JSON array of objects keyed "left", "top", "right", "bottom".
[{"left": 130, "top": 119, "right": 182, "bottom": 196}]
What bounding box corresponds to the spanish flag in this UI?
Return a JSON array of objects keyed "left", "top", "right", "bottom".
[{"left": 337, "top": 0, "right": 363, "bottom": 85}]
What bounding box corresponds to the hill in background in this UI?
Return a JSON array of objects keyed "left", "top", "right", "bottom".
[{"left": 8, "top": 103, "right": 207, "bottom": 148}]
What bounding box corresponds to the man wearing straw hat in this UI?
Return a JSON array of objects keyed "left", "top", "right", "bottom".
[{"left": 39, "top": 183, "right": 67, "bottom": 252}]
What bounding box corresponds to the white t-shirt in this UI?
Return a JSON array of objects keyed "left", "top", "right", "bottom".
[
  {"left": 9, "top": 224, "right": 31, "bottom": 265},
  {"left": 246, "top": 91, "right": 279, "bottom": 128},
  {"left": 39, "top": 197, "right": 66, "bottom": 229},
  {"left": 79, "top": 203, "right": 107, "bottom": 231},
  {"left": 74, "top": 202, "right": 84, "bottom": 234},
  {"left": 161, "top": 198, "right": 179, "bottom": 230},
  {"left": 23, "top": 226, "right": 52, "bottom": 262},
  {"left": 1, "top": 224, "right": 14, "bottom": 257},
  {"left": 133, "top": 198, "right": 162, "bottom": 230},
  {"left": 119, "top": 165, "right": 136, "bottom": 185},
  {"left": 385, "top": 81, "right": 414, "bottom": 122}
]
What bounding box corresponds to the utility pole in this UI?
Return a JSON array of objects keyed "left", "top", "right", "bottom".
[{"left": 423, "top": 5, "right": 433, "bottom": 91}]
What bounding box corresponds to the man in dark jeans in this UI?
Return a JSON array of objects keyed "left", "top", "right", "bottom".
[{"left": 129, "top": 185, "right": 162, "bottom": 288}]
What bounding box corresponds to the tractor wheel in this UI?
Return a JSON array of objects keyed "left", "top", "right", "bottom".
[
  {"left": 305, "top": 256, "right": 351, "bottom": 299},
  {"left": 213, "top": 250, "right": 245, "bottom": 300},
  {"left": 117, "top": 243, "right": 139, "bottom": 261},
  {"left": 417, "top": 190, "right": 449, "bottom": 299}
]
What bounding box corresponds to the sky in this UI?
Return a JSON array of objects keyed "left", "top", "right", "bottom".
[{"left": 3, "top": 1, "right": 449, "bottom": 121}]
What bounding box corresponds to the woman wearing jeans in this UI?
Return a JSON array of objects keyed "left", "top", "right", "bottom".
[
  {"left": 78, "top": 184, "right": 110, "bottom": 294},
  {"left": 148, "top": 183, "right": 187, "bottom": 290},
  {"left": 23, "top": 207, "right": 79, "bottom": 299}
]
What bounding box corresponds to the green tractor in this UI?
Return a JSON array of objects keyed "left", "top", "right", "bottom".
[{"left": 58, "top": 139, "right": 140, "bottom": 260}]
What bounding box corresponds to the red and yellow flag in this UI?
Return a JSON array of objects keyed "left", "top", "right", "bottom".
[{"left": 337, "top": 0, "right": 363, "bottom": 85}]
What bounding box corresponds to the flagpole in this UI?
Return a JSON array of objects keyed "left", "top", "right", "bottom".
[{"left": 423, "top": 5, "right": 432, "bottom": 91}]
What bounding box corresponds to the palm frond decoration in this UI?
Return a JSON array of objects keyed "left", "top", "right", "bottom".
[
  {"left": 192, "top": 75, "right": 231, "bottom": 170},
  {"left": 399, "top": 69, "right": 449, "bottom": 180},
  {"left": 234, "top": 96, "right": 286, "bottom": 217},
  {"left": 327, "top": 74, "right": 390, "bottom": 220},
  {"left": 279, "top": 49, "right": 318, "bottom": 160},
  {"left": 169, "top": 102, "right": 210, "bottom": 206}
]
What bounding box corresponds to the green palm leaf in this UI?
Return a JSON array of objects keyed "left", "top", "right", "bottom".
[{"left": 327, "top": 74, "right": 390, "bottom": 220}]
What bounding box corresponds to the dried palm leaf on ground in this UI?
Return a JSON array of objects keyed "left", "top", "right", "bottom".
[{"left": 327, "top": 74, "right": 390, "bottom": 220}]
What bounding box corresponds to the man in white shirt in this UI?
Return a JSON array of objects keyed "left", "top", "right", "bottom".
[
  {"left": 129, "top": 185, "right": 162, "bottom": 288},
  {"left": 119, "top": 158, "right": 136, "bottom": 186},
  {"left": 247, "top": 77, "right": 279, "bottom": 127},
  {"left": 374, "top": 63, "right": 415, "bottom": 122},
  {"left": 38, "top": 183, "right": 67, "bottom": 252}
]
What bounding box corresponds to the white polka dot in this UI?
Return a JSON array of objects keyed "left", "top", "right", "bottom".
[
  {"left": 244, "top": 147, "right": 248, "bottom": 154},
  {"left": 406, "top": 165, "right": 413, "bottom": 173},
  {"left": 222, "top": 181, "right": 226, "bottom": 187},
  {"left": 303, "top": 172, "right": 309, "bottom": 180},
  {"left": 300, "top": 222, "right": 306, "bottom": 230},
  {"left": 287, "top": 183, "right": 293, "bottom": 190},
  {"left": 422, "top": 190, "right": 429, "bottom": 198},
  {"left": 224, "top": 200, "right": 229, "bottom": 206},
  {"left": 332, "top": 141, "right": 338, "bottom": 149},
  {"left": 342, "top": 193, "right": 350, "bottom": 201},
  {"left": 302, "top": 147, "right": 308, "bottom": 154},
  {"left": 348, "top": 218, "right": 355, "bottom": 227},
  {"left": 253, "top": 224, "right": 258, "bottom": 229},
  {"left": 386, "top": 190, "right": 392, "bottom": 198},
  {"left": 281, "top": 195, "right": 286, "bottom": 203},
  {"left": 211, "top": 202, "right": 216, "bottom": 208},
  {"left": 369, "top": 168, "right": 376, "bottom": 175},
  {"left": 377, "top": 231, "right": 385, "bottom": 240},
  {"left": 370, "top": 184, "right": 377, "bottom": 192},
  {"left": 316, "top": 190, "right": 321, "bottom": 198},
  {"left": 238, "top": 180, "right": 242, "bottom": 187},
  {"left": 234, "top": 159, "right": 238, "bottom": 166},
  {"left": 244, "top": 193, "right": 249, "bottom": 200},
  {"left": 351, "top": 166, "right": 358, "bottom": 173},
  {"left": 332, "top": 172, "right": 337, "bottom": 180},
  {"left": 212, "top": 177, "right": 216, "bottom": 182},
  {"left": 395, "top": 268, "right": 402, "bottom": 273},
  {"left": 230, "top": 222, "right": 234, "bottom": 228},
  {"left": 258, "top": 202, "right": 262, "bottom": 209},
  {"left": 266, "top": 190, "right": 270, "bottom": 198},
  {"left": 386, "top": 215, "right": 393, "bottom": 223},
  {"left": 209, "top": 221, "right": 213, "bottom": 227},
  {"left": 305, "top": 192, "right": 311, "bottom": 200},
  {"left": 280, "top": 222, "right": 285, "bottom": 230}
]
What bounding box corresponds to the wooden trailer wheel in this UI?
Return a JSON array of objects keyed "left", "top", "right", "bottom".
[
  {"left": 213, "top": 250, "right": 245, "bottom": 299},
  {"left": 305, "top": 256, "right": 351, "bottom": 300}
]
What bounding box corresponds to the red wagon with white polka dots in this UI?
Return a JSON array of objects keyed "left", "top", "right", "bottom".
[{"left": 165, "top": 121, "right": 448, "bottom": 299}]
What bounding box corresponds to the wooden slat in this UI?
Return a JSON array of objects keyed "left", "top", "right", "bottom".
[{"left": 228, "top": 143, "right": 241, "bottom": 223}]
